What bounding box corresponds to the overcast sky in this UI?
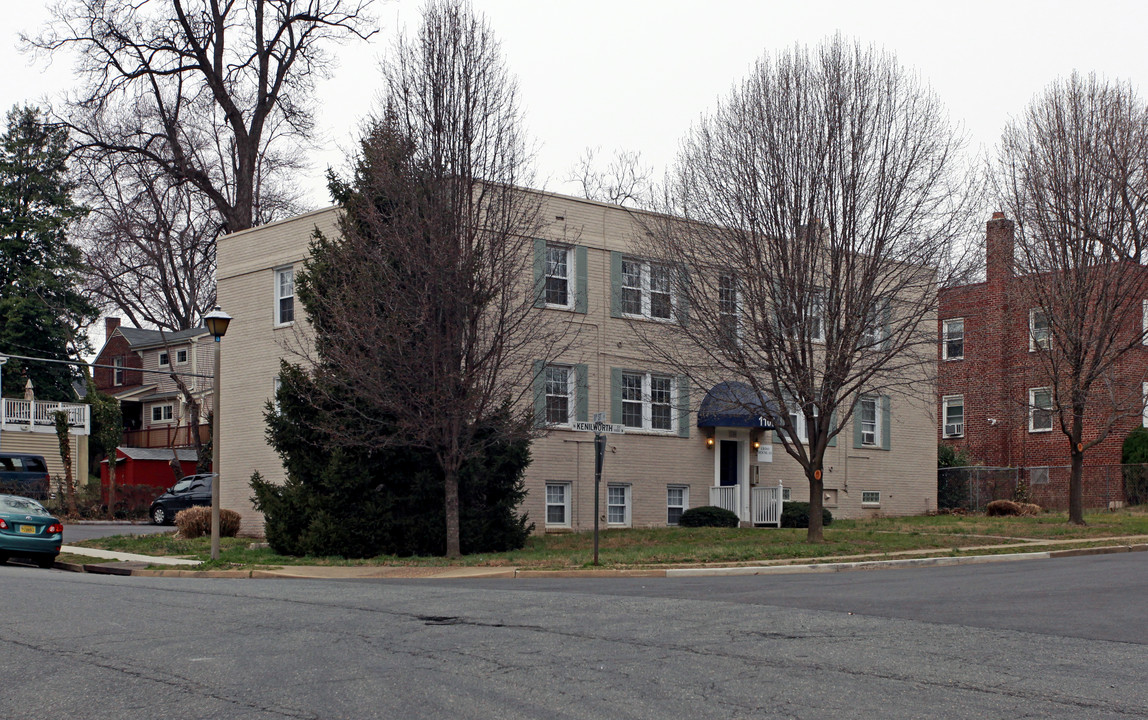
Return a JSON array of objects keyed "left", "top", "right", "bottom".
[{"left": 5, "top": 0, "right": 1148, "bottom": 207}]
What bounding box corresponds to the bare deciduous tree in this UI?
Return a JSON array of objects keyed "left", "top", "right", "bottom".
[
  {"left": 646, "top": 37, "right": 975, "bottom": 542},
  {"left": 26, "top": 0, "right": 376, "bottom": 233},
  {"left": 295, "top": 0, "right": 567, "bottom": 558},
  {"left": 996, "top": 72, "right": 1148, "bottom": 524},
  {"left": 568, "top": 146, "right": 654, "bottom": 208}
]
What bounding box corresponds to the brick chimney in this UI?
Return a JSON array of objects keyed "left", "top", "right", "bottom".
[
  {"left": 105, "top": 317, "right": 121, "bottom": 339},
  {"left": 986, "top": 212, "right": 1014, "bottom": 286}
]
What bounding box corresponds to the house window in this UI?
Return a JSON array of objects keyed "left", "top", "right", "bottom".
[
  {"left": 1029, "top": 387, "right": 1053, "bottom": 432},
  {"left": 862, "top": 299, "right": 887, "bottom": 346},
  {"left": 607, "top": 484, "right": 631, "bottom": 526},
  {"left": 1029, "top": 308, "right": 1050, "bottom": 351},
  {"left": 782, "top": 487, "right": 792, "bottom": 501},
  {"left": 788, "top": 405, "right": 819, "bottom": 443},
  {"left": 176, "top": 349, "right": 188, "bottom": 364},
  {"left": 861, "top": 490, "right": 881, "bottom": 505},
  {"left": 151, "top": 404, "right": 174, "bottom": 423},
  {"left": 544, "top": 245, "right": 571, "bottom": 307},
  {"left": 859, "top": 397, "right": 879, "bottom": 446},
  {"left": 158, "top": 351, "right": 170, "bottom": 367},
  {"left": 808, "top": 291, "right": 826, "bottom": 342},
  {"left": 113, "top": 357, "right": 124, "bottom": 386},
  {"left": 667, "top": 485, "right": 689, "bottom": 525},
  {"left": 719, "top": 274, "right": 738, "bottom": 343},
  {"left": 942, "top": 318, "right": 964, "bottom": 360},
  {"left": 275, "top": 267, "right": 295, "bottom": 325},
  {"left": 620, "top": 372, "right": 675, "bottom": 432},
  {"left": 1030, "top": 467, "right": 1050, "bottom": 485},
  {"left": 544, "top": 365, "right": 574, "bottom": 425},
  {"left": 545, "top": 483, "right": 571, "bottom": 527},
  {"left": 621, "top": 258, "right": 674, "bottom": 320},
  {"left": 942, "top": 395, "right": 964, "bottom": 438}
]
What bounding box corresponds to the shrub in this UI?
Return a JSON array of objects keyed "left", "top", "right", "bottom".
[
  {"left": 780, "top": 501, "right": 833, "bottom": 529},
  {"left": 677, "top": 505, "right": 740, "bottom": 528},
  {"left": 175, "top": 506, "right": 241, "bottom": 539},
  {"left": 1122, "top": 427, "right": 1148, "bottom": 505}
]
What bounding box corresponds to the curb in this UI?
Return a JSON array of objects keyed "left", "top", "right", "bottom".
[{"left": 49, "top": 542, "right": 1148, "bottom": 580}]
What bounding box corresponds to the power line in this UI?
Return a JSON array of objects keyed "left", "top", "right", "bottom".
[{"left": 0, "top": 352, "right": 215, "bottom": 380}]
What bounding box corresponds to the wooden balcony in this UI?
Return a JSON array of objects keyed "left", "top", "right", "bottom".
[{"left": 1, "top": 398, "right": 90, "bottom": 436}]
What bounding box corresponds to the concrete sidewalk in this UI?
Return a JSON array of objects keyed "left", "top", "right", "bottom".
[{"left": 55, "top": 537, "right": 1148, "bottom": 579}]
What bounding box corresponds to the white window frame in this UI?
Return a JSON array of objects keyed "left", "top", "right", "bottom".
[
  {"left": 781, "top": 486, "right": 792, "bottom": 501},
  {"left": 151, "top": 404, "right": 174, "bottom": 423},
  {"left": 861, "top": 490, "right": 881, "bottom": 506},
  {"left": 667, "top": 485, "right": 689, "bottom": 526},
  {"left": 1029, "top": 308, "right": 1050, "bottom": 351},
  {"left": 862, "top": 298, "right": 888, "bottom": 347},
  {"left": 544, "top": 244, "right": 573, "bottom": 309},
  {"left": 808, "top": 290, "right": 826, "bottom": 343},
  {"left": 942, "top": 318, "right": 964, "bottom": 360},
  {"left": 859, "top": 396, "right": 879, "bottom": 446},
  {"left": 158, "top": 350, "right": 170, "bottom": 368},
  {"left": 176, "top": 348, "right": 189, "bottom": 364},
  {"left": 545, "top": 482, "right": 571, "bottom": 528},
  {"left": 620, "top": 372, "right": 676, "bottom": 433},
  {"left": 787, "top": 405, "right": 819, "bottom": 444},
  {"left": 620, "top": 258, "right": 675, "bottom": 322},
  {"left": 275, "top": 266, "right": 295, "bottom": 327},
  {"left": 544, "top": 364, "right": 575, "bottom": 426},
  {"left": 718, "top": 273, "right": 740, "bottom": 344},
  {"left": 1029, "top": 387, "right": 1054, "bottom": 433},
  {"left": 942, "top": 395, "right": 965, "bottom": 438},
  {"left": 607, "top": 483, "right": 632, "bottom": 526},
  {"left": 113, "top": 356, "right": 124, "bottom": 386}
]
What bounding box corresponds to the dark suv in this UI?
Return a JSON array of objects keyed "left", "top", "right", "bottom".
[
  {"left": 0, "top": 453, "right": 51, "bottom": 500},
  {"left": 149, "top": 474, "right": 215, "bottom": 525}
]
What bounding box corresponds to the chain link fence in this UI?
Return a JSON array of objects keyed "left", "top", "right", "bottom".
[{"left": 938, "top": 464, "right": 1148, "bottom": 512}]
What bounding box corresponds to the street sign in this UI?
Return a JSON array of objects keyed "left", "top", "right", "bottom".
[{"left": 572, "top": 420, "right": 626, "bottom": 434}]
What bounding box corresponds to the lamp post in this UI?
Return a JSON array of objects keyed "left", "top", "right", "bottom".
[
  {"left": 203, "top": 306, "right": 232, "bottom": 561},
  {"left": 0, "top": 353, "right": 7, "bottom": 451}
]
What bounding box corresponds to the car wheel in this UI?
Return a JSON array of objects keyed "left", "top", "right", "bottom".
[
  {"left": 35, "top": 554, "right": 56, "bottom": 569},
  {"left": 151, "top": 505, "right": 168, "bottom": 525}
]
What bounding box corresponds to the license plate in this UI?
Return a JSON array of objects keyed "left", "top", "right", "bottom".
[{"left": 19, "top": 525, "right": 37, "bottom": 534}]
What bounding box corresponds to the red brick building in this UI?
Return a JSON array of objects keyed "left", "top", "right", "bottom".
[{"left": 937, "top": 214, "right": 1148, "bottom": 480}]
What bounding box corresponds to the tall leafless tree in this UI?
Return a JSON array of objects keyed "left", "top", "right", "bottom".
[
  {"left": 26, "top": 0, "right": 376, "bottom": 233},
  {"left": 995, "top": 73, "right": 1148, "bottom": 524},
  {"left": 568, "top": 146, "right": 654, "bottom": 208},
  {"left": 645, "top": 37, "right": 975, "bottom": 542},
  {"left": 295, "top": 0, "right": 566, "bottom": 558}
]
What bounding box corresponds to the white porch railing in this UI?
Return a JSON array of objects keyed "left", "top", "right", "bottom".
[
  {"left": 752, "top": 484, "right": 785, "bottom": 527},
  {"left": 1, "top": 398, "right": 90, "bottom": 436},
  {"left": 709, "top": 485, "right": 740, "bottom": 517}
]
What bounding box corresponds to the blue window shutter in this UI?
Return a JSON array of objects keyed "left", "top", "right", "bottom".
[
  {"left": 575, "top": 363, "right": 589, "bottom": 422},
  {"left": 828, "top": 409, "right": 837, "bottom": 447},
  {"left": 677, "top": 376, "right": 690, "bottom": 438},
  {"left": 678, "top": 264, "right": 690, "bottom": 327},
  {"left": 533, "top": 360, "right": 546, "bottom": 427},
  {"left": 611, "top": 367, "right": 622, "bottom": 424},
  {"left": 853, "top": 403, "right": 864, "bottom": 448},
  {"left": 881, "top": 395, "right": 892, "bottom": 450},
  {"left": 533, "top": 239, "right": 546, "bottom": 309},
  {"left": 610, "top": 251, "right": 623, "bottom": 318},
  {"left": 575, "top": 246, "right": 588, "bottom": 314}
]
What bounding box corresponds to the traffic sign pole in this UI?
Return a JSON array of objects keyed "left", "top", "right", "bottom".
[{"left": 593, "top": 433, "right": 605, "bottom": 565}]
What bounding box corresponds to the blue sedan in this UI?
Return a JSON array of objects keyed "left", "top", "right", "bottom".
[{"left": 0, "top": 495, "right": 63, "bottom": 568}]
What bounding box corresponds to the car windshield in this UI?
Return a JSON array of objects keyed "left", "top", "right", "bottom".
[
  {"left": 172, "top": 479, "right": 194, "bottom": 493},
  {"left": 0, "top": 496, "right": 50, "bottom": 515}
]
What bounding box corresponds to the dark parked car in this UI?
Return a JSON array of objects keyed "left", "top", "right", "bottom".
[
  {"left": 0, "top": 494, "right": 63, "bottom": 568},
  {"left": 0, "top": 453, "right": 51, "bottom": 500},
  {"left": 149, "top": 474, "right": 215, "bottom": 525}
]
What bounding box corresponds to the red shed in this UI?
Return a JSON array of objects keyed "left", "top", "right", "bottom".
[{"left": 100, "top": 447, "right": 203, "bottom": 505}]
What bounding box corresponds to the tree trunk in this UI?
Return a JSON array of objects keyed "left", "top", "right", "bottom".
[
  {"left": 807, "top": 466, "right": 825, "bottom": 543},
  {"left": 444, "top": 465, "right": 461, "bottom": 559},
  {"left": 1068, "top": 444, "right": 1085, "bottom": 525}
]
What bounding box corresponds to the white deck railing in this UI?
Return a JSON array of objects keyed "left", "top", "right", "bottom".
[
  {"left": 709, "top": 485, "right": 740, "bottom": 517},
  {"left": 752, "top": 485, "right": 784, "bottom": 527},
  {"left": 1, "top": 398, "right": 90, "bottom": 435}
]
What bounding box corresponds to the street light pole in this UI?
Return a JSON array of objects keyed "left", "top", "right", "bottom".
[{"left": 203, "top": 307, "right": 231, "bottom": 561}]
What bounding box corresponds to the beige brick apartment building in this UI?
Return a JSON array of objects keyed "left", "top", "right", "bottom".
[{"left": 216, "top": 190, "right": 938, "bottom": 535}]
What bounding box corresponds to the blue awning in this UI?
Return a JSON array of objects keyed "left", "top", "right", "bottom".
[{"left": 697, "top": 381, "right": 777, "bottom": 429}]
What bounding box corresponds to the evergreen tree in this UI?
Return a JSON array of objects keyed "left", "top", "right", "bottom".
[{"left": 0, "top": 105, "right": 95, "bottom": 400}]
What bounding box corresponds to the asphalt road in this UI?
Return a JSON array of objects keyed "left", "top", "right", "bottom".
[
  {"left": 61, "top": 521, "right": 172, "bottom": 543},
  {"left": 2, "top": 553, "right": 1146, "bottom": 719}
]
